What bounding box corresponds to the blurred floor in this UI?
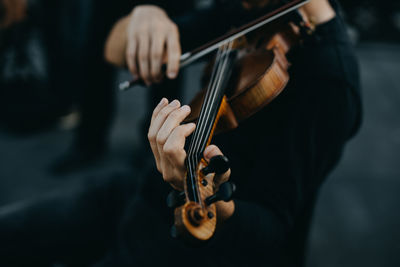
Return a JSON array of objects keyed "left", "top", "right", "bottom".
[{"left": 0, "top": 43, "right": 399, "bottom": 266}]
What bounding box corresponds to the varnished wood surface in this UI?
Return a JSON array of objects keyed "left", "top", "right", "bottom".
[
  {"left": 175, "top": 161, "right": 217, "bottom": 241},
  {"left": 187, "top": 24, "right": 299, "bottom": 130}
]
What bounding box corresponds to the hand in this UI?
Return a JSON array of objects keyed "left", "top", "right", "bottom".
[
  {"left": 126, "top": 5, "right": 181, "bottom": 86},
  {"left": 147, "top": 98, "right": 232, "bottom": 189},
  {"left": 0, "top": 0, "right": 26, "bottom": 29},
  {"left": 148, "top": 98, "right": 234, "bottom": 221}
]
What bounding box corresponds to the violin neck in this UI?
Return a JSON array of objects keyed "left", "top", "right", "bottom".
[{"left": 185, "top": 47, "right": 236, "bottom": 203}]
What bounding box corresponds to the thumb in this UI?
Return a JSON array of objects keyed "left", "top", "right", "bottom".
[
  {"left": 204, "top": 145, "right": 231, "bottom": 188},
  {"left": 203, "top": 145, "right": 223, "bottom": 161}
]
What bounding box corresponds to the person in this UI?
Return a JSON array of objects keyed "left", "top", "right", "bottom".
[
  {"left": 105, "top": 0, "right": 291, "bottom": 166},
  {"left": 0, "top": 0, "right": 126, "bottom": 174},
  {"left": 0, "top": 0, "right": 59, "bottom": 131},
  {"left": 47, "top": 0, "right": 125, "bottom": 174},
  {"left": 0, "top": 0, "right": 362, "bottom": 266}
]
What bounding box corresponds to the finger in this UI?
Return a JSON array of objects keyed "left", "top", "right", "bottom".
[
  {"left": 138, "top": 35, "right": 151, "bottom": 85},
  {"left": 156, "top": 105, "right": 191, "bottom": 146},
  {"left": 151, "top": 97, "right": 169, "bottom": 122},
  {"left": 150, "top": 33, "right": 166, "bottom": 83},
  {"left": 166, "top": 27, "right": 181, "bottom": 79},
  {"left": 148, "top": 98, "right": 169, "bottom": 169},
  {"left": 204, "top": 145, "right": 231, "bottom": 187},
  {"left": 162, "top": 123, "right": 196, "bottom": 166},
  {"left": 126, "top": 37, "right": 138, "bottom": 77},
  {"left": 154, "top": 101, "right": 183, "bottom": 158},
  {"left": 159, "top": 123, "right": 195, "bottom": 190},
  {"left": 203, "top": 145, "right": 223, "bottom": 161},
  {"left": 149, "top": 100, "right": 181, "bottom": 145}
]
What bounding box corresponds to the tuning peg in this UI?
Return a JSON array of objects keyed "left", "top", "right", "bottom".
[
  {"left": 166, "top": 190, "right": 185, "bottom": 208},
  {"left": 205, "top": 181, "right": 236, "bottom": 206},
  {"left": 201, "top": 155, "right": 230, "bottom": 176}
]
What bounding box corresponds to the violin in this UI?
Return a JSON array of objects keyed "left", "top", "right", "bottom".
[
  {"left": 124, "top": 0, "right": 312, "bottom": 242},
  {"left": 170, "top": 3, "right": 314, "bottom": 243}
]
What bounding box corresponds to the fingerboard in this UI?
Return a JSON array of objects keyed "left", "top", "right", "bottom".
[{"left": 185, "top": 47, "right": 237, "bottom": 203}]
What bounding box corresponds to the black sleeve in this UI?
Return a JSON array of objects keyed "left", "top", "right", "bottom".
[
  {"left": 209, "top": 14, "right": 362, "bottom": 265},
  {"left": 172, "top": 0, "right": 250, "bottom": 52}
]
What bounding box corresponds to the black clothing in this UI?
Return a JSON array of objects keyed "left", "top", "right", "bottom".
[
  {"left": 44, "top": 0, "right": 122, "bottom": 150},
  {"left": 0, "top": 0, "right": 138, "bottom": 173},
  {"left": 0, "top": 1, "right": 59, "bottom": 131},
  {"left": 0, "top": 0, "right": 120, "bottom": 144},
  {"left": 0, "top": 6, "right": 362, "bottom": 266}
]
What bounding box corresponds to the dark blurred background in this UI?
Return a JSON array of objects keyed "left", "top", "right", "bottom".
[{"left": 0, "top": 1, "right": 400, "bottom": 266}]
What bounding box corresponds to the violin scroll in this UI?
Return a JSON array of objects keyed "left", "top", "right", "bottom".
[{"left": 168, "top": 156, "right": 234, "bottom": 242}]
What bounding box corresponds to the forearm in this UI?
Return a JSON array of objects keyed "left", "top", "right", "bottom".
[{"left": 104, "top": 15, "right": 129, "bottom": 66}]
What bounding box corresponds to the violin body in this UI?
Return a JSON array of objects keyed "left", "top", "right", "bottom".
[{"left": 186, "top": 22, "right": 300, "bottom": 133}]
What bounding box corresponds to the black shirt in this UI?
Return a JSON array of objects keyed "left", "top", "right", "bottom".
[{"left": 103, "top": 13, "right": 362, "bottom": 267}]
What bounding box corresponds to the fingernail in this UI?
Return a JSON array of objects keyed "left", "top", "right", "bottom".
[
  {"left": 181, "top": 105, "right": 190, "bottom": 112},
  {"left": 168, "top": 71, "right": 177, "bottom": 79},
  {"left": 170, "top": 100, "right": 180, "bottom": 107},
  {"left": 158, "top": 98, "right": 167, "bottom": 106}
]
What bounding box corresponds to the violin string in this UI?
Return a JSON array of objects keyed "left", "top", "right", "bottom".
[
  {"left": 185, "top": 40, "right": 232, "bottom": 204},
  {"left": 190, "top": 42, "right": 230, "bottom": 160},
  {"left": 193, "top": 40, "right": 233, "bottom": 163},
  {"left": 188, "top": 42, "right": 227, "bottom": 171},
  {"left": 188, "top": 48, "right": 223, "bottom": 156},
  {"left": 192, "top": 41, "right": 232, "bottom": 160},
  {"left": 186, "top": 42, "right": 230, "bottom": 204},
  {"left": 185, "top": 42, "right": 227, "bottom": 202},
  {"left": 188, "top": 43, "right": 226, "bottom": 156}
]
